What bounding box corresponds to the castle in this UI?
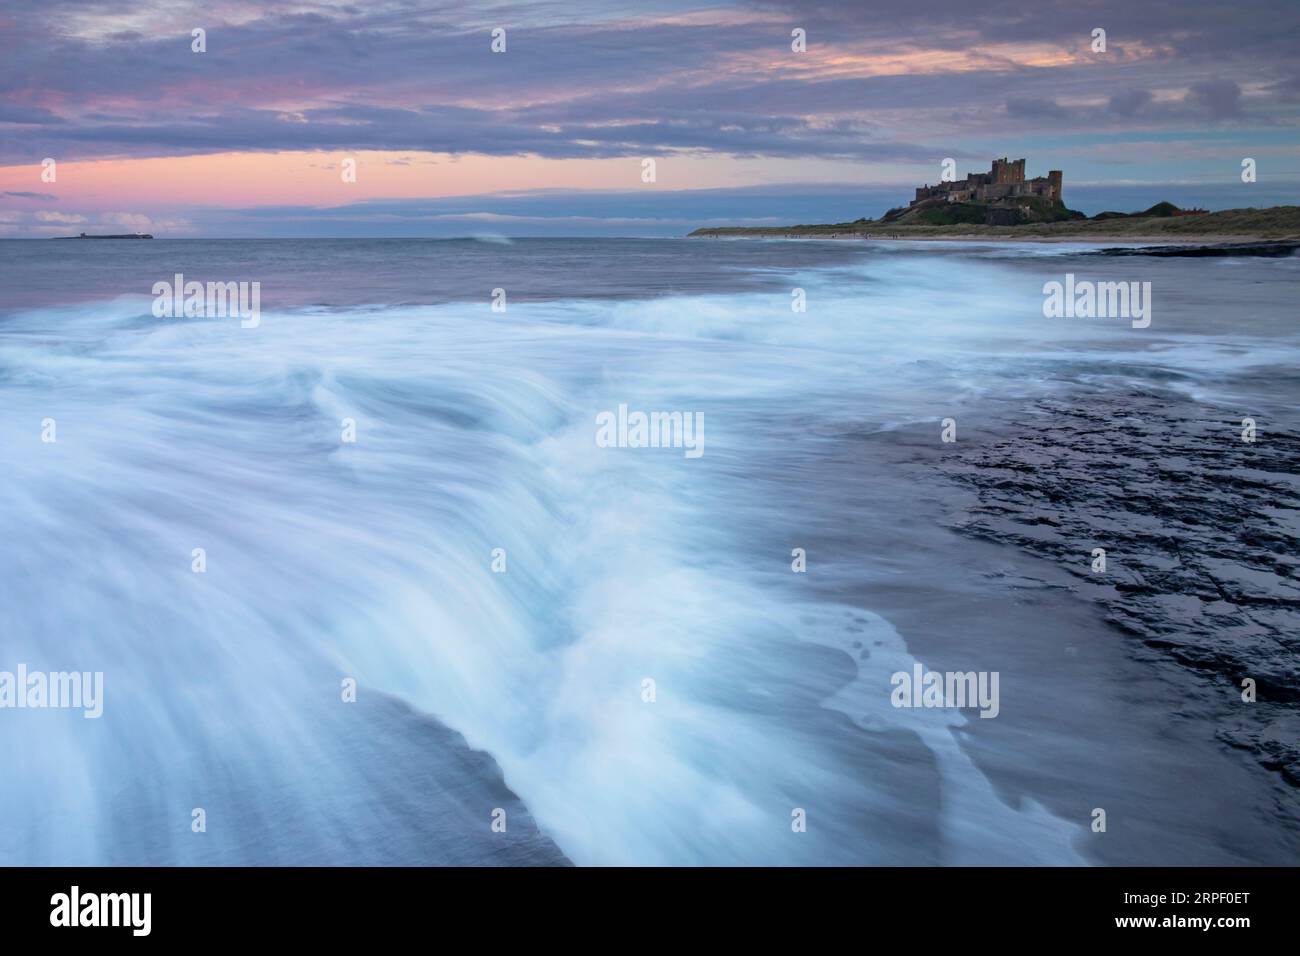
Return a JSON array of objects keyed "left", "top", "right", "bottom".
[{"left": 911, "top": 158, "right": 1062, "bottom": 206}]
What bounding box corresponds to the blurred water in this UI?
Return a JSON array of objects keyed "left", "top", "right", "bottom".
[{"left": 1, "top": 238, "right": 1296, "bottom": 864}]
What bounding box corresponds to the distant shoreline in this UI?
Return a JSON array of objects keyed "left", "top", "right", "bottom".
[
  {"left": 689, "top": 232, "right": 1290, "bottom": 244},
  {"left": 687, "top": 204, "right": 1300, "bottom": 243}
]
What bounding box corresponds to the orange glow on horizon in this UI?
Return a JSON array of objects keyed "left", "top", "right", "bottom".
[{"left": 0, "top": 150, "right": 910, "bottom": 221}]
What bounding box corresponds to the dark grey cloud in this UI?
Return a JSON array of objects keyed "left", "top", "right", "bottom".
[
  {"left": 1188, "top": 79, "right": 1243, "bottom": 119},
  {"left": 1108, "top": 88, "right": 1154, "bottom": 117},
  {"left": 1006, "top": 96, "right": 1069, "bottom": 120},
  {"left": 1002, "top": 77, "right": 1255, "bottom": 127},
  {"left": 0, "top": 105, "right": 65, "bottom": 124}
]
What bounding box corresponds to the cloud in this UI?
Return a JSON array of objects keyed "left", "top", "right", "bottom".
[
  {"left": 101, "top": 211, "right": 153, "bottom": 228},
  {"left": 34, "top": 211, "right": 86, "bottom": 223},
  {"left": 1006, "top": 96, "right": 1069, "bottom": 119},
  {"left": 1187, "top": 79, "right": 1243, "bottom": 119},
  {"left": 0, "top": 104, "right": 65, "bottom": 124},
  {"left": 0, "top": 0, "right": 1291, "bottom": 166},
  {"left": 750, "top": 0, "right": 1299, "bottom": 62},
  {"left": 19, "top": 102, "right": 926, "bottom": 162},
  {"left": 1000, "top": 78, "right": 1260, "bottom": 128},
  {"left": 95, "top": 211, "right": 191, "bottom": 233},
  {"left": 2, "top": 190, "right": 58, "bottom": 199},
  {"left": 1108, "top": 89, "right": 1154, "bottom": 117}
]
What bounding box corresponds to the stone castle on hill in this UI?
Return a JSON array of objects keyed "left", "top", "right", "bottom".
[{"left": 911, "top": 157, "right": 1062, "bottom": 207}]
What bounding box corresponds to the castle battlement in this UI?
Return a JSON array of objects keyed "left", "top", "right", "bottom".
[{"left": 911, "top": 158, "right": 1062, "bottom": 207}]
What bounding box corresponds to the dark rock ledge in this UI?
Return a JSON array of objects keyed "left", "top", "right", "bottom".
[{"left": 936, "top": 393, "right": 1300, "bottom": 785}]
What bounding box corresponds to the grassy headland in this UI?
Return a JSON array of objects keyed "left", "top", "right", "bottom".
[{"left": 688, "top": 204, "right": 1300, "bottom": 242}]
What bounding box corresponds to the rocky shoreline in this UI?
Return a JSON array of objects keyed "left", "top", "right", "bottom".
[
  {"left": 932, "top": 391, "right": 1300, "bottom": 787},
  {"left": 692, "top": 232, "right": 1300, "bottom": 246}
]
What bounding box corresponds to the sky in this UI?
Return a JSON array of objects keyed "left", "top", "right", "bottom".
[{"left": 1, "top": 0, "right": 1297, "bottom": 236}]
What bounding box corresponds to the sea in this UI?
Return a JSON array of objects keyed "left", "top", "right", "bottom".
[{"left": 1, "top": 236, "right": 1297, "bottom": 865}]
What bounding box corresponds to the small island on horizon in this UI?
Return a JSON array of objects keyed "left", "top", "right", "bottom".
[
  {"left": 59, "top": 232, "right": 154, "bottom": 240},
  {"left": 689, "top": 157, "right": 1300, "bottom": 242}
]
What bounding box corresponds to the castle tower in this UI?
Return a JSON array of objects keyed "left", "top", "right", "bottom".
[
  {"left": 989, "top": 158, "right": 1025, "bottom": 184},
  {"left": 1047, "top": 170, "right": 1063, "bottom": 200}
]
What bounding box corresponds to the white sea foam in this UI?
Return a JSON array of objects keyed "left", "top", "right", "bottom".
[{"left": 1, "top": 245, "right": 1294, "bottom": 864}]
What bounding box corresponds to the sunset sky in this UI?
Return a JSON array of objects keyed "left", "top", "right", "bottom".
[{"left": 1, "top": 0, "right": 1297, "bottom": 236}]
